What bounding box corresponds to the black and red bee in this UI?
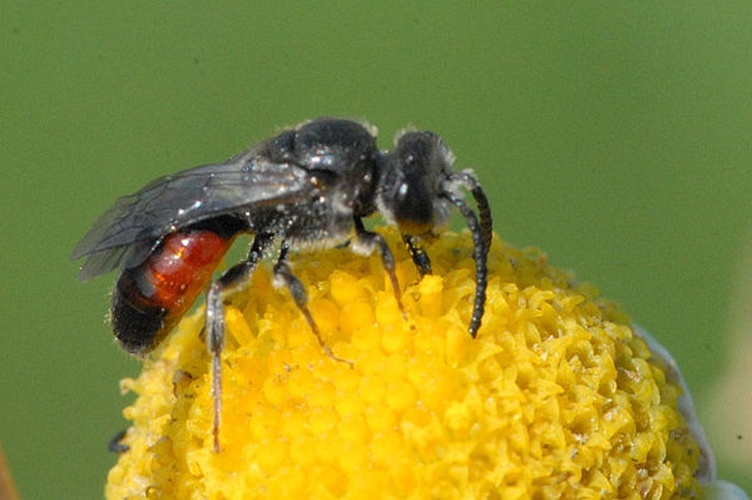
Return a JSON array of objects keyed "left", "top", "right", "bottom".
[{"left": 72, "top": 118, "right": 492, "bottom": 450}]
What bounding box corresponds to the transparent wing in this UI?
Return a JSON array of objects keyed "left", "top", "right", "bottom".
[{"left": 72, "top": 152, "right": 320, "bottom": 280}]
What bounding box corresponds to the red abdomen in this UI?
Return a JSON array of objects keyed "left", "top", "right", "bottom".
[{"left": 111, "top": 228, "right": 237, "bottom": 354}]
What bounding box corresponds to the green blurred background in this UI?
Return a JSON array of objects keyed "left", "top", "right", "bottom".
[{"left": 2, "top": 2, "right": 750, "bottom": 497}]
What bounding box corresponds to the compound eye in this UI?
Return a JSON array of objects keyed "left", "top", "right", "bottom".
[{"left": 391, "top": 177, "right": 434, "bottom": 236}]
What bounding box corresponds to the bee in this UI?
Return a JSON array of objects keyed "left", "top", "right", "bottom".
[{"left": 72, "top": 118, "right": 492, "bottom": 450}]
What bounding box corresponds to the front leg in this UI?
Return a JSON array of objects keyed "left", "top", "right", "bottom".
[{"left": 402, "top": 234, "right": 432, "bottom": 276}]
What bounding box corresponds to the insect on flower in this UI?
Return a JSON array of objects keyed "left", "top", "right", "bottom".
[{"left": 72, "top": 118, "right": 493, "bottom": 451}]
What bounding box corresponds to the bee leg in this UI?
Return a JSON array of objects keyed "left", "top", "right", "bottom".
[
  {"left": 402, "top": 234, "right": 432, "bottom": 276},
  {"left": 273, "top": 242, "right": 352, "bottom": 366},
  {"left": 206, "top": 233, "right": 274, "bottom": 452},
  {"left": 107, "top": 428, "right": 129, "bottom": 454},
  {"left": 351, "top": 218, "right": 404, "bottom": 317}
]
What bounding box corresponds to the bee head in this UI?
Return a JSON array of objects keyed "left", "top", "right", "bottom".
[{"left": 378, "top": 130, "right": 454, "bottom": 236}]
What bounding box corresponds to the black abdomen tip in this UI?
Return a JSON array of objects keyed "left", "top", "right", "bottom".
[{"left": 110, "top": 272, "right": 166, "bottom": 355}]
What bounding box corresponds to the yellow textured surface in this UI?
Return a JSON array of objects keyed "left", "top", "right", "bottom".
[{"left": 105, "top": 230, "right": 702, "bottom": 499}]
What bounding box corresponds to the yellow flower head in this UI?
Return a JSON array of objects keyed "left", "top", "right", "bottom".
[{"left": 106, "top": 229, "right": 708, "bottom": 499}]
